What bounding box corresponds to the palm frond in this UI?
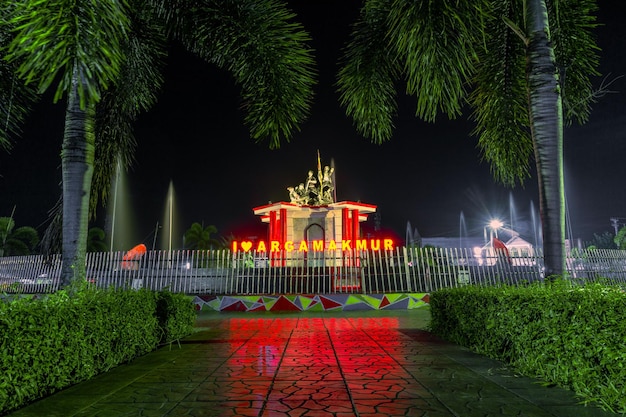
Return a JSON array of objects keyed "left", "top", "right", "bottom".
[
  {"left": 41, "top": 197, "right": 63, "bottom": 256},
  {"left": 90, "top": 117, "right": 135, "bottom": 220},
  {"left": 5, "top": 0, "right": 131, "bottom": 108},
  {"left": 388, "top": 0, "right": 489, "bottom": 122},
  {"left": 115, "top": 3, "right": 167, "bottom": 116},
  {"left": 336, "top": 0, "right": 400, "bottom": 143},
  {"left": 90, "top": 3, "right": 167, "bottom": 217},
  {"left": 469, "top": 0, "right": 533, "bottom": 187},
  {"left": 548, "top": 0, "right": 600, "bottom": 125},
  {"left": 145, "top": 0, "right": 191, "bottom": 40},
  {"left": 0, "top": 63, "right": 38, "bottom": 152},
  {"left": 0, "top": 14, "right": 38, "bottom": 151},
  {"left": 175, "top": 0, "right": 317, "bottom": 149}
]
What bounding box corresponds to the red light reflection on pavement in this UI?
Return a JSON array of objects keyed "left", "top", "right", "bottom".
[{"left": 207, "top": 315, "right": 434, "bottom": 416}]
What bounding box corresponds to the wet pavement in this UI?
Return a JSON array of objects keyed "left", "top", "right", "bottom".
[{"left": 7, "top": 308, "right": 616, "bottom": 416}]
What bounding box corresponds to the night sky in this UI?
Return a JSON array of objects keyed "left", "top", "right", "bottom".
[{"left": 1, "top": 0, "right": 625, "bottom": 251}]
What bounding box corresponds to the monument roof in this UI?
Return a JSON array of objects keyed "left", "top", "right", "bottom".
[{"left": 253, "top": 200, "right": 377, "bottom": 215}]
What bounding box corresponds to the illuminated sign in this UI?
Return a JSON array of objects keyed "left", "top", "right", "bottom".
[{"left": 232, "top": 239, "right": 394, "bottom": 253}]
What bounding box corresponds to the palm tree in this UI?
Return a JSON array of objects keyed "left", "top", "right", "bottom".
[
  {"left": 3, "top": 1, "right": 130, "bottom": 286},
  {"left": 36, "top": 3, "right": 168, "bottom": 260},
  {"left": 337, "top": 0, "right": 600, "bottom": 277},
  {"left": 184, "top": 223, "right": 221, "bottom": 250},
  {"left": 0, "top": 217, "right": 39, "bottom": 256},
  {"left": 3, "top": 0, "right": 316, "bottom": 288}
]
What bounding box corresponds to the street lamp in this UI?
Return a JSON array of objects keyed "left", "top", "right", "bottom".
[
  {"left": 489, "top": 219, "right": 503, "bottom": 238},
  {"left": 484, "top": 218, "right": 504, "bottom": 245}
]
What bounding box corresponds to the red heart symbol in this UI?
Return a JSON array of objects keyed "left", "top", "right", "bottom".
[{"left": 241, "top": 241, "right": 252, "bottom": 252}]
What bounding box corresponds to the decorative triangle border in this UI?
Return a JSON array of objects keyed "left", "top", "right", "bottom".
[{"left": 193, "top": 293, "right": 429, "bottom": 312}]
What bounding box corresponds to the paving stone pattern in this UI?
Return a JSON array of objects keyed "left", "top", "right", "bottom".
[{"left": 8, "top": 310, "right": 615, "bottom": 417}]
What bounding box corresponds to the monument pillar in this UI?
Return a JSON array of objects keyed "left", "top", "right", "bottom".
[
  {"left": 352, "top": 209, "right": 360, "bottom": 243},
  {"left": 342, "top": 208, "right": 350, "bottom": 241},
  {"left": 269, "top": 210, "right": 277, "bottom": 241},
  {"left": 280, "top": 208, "right": 287, "bottom": 243}
]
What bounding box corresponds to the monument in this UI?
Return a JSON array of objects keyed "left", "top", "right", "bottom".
[{"left": 234, "top": 152, "right": 393, "bottom": 267}]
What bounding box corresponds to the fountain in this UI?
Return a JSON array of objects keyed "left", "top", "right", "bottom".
[
  {"left": 159, "top": 180, "right": 181, "bottom": 252},
  {"left": 107, "top": 158, "right": 137, "bottom": 251},
  {"left": 459, "top": 211, "right": 468, "bottom": 248},
  {"left": 530, "top": 200, "right": 541, "bottom": 249},
  {"left": 509, "top": 192, "right": 517, "bottom": 232}
]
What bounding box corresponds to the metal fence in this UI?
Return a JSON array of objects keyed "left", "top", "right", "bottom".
[{"left": 2, "top": 247, "right": 626, "bottom": 295}]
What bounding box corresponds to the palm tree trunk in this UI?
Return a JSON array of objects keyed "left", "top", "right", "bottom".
[
  {"left": 60, "top": 69, "right": 96, "bottom": 287},
  {"left": 525, "top": 0, "right": 566, "bottom": 278}
]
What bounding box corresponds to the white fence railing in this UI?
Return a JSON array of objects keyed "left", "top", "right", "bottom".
[{"left": 2, "top": 247, "right": 626, "bottom": 295}]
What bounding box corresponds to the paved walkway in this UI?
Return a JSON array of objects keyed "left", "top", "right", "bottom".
[{"left": 8, "top": 308, "right": 615, "bottom": 416}]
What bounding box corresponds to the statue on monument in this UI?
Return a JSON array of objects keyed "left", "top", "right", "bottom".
[
  {"left": 287, "top": 153, "right": 335, "bottom": 206},
  {"left": 320, "top": 165, "right": 335, "bottom": 204},
  {"left": 287, "top": 184, "right": 307, "bottom": 205},
  {"left": 305, "top": 170, "right": 318, "bottom": 202}
]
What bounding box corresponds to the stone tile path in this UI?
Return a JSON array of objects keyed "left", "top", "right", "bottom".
[{"left": 8, "top": 309, "right": 615, "bottom": 416}]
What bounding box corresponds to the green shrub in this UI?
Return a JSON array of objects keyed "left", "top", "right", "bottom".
[
  {"left": 0, "top": 287, "right": 167, "bottom": 415},
  {"left": 429, "top": 281, "right": 626, "bottom": 413},
  {"left": 156, "top": 291, "right": 196, "bottom": 344}
]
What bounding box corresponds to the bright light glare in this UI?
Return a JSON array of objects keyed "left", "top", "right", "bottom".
[{"left": 489, "top": 219, "right": 503, "bottom": 229}]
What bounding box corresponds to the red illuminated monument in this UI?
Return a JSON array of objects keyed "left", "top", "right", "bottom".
[
  {"left": 252, "top": 201, "right": 379, "bottom": 252},
  {"left": 236, "top": 153, "right": 391, "bottom": 255}
]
